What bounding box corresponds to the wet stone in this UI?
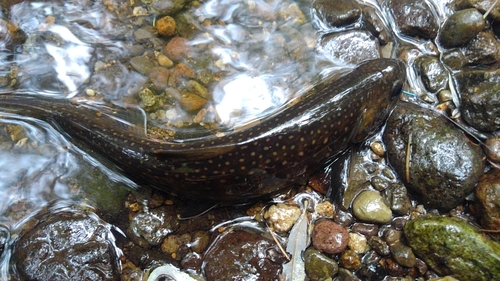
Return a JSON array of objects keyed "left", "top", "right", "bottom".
[
  {"left": 126, "top": 206, "right": 179, "bottom": 248},
  {"left": 130, "top": 56, "right": 155, "bottom": 76},
  {"left": 383, "top": 102, "right": 485, "bottom": 211},
  {"left": 415, "top": 55, "right": 449, "bottom": 93},
  {"left": 461, "top": 81, "right": 500, "bottom": 131},
  {"left": 339, "top": 249, "right": 362, "bottom": 270},
  {"left": 149, "top": 66, "right": 170, "bottom": 90},
  {"left": 390, "top": 243, "right": 417, "bottom": 268},
  {"left": 320, "top": 30, "right": 380, "bottom": 65},
  {"left": 456, "top": 0, "right": 500, "bottom": 20},
  {"left": 368, "top": 236, "right": 391, "bottom": 256},
  {"left": 150, "top": 0, "right": 188, "bottom": 16},
  {"left": 438, "top": 8, "right": 485, "bottom": 48},
  {"left": 312, "top": 219, "right": 349, "bottom": 254},
  {"left": 348, "top": 232, "right": 369, "bottom": 254},
  {"left": 442, "top": 50, "right": 466, "bottom": 70},
  {"left": 465, "top": 30, "right": 500, "bottom": 65},
  {"left": 474, "top": 168, "right": 500, "bottom": 233},
  {"left": 164, "top": 36, "right": 190, "bottom": 62},
  {"left": 304, "top": 247, "right": 339, "bottom": 281},
  {"left": 203, "top": 228, "right": 285, "bottom": 281},
  {"left": 384, "top": 257, "right": 408, "bottom": 277},
  {"left": 485, "top": 137, "right": 500, "bottom": 163},
  {"left": 389, "top": 0, "right": 439, "bottom": 39},
  {"left": 13, "top": 211, "right": 121, "bottom": 281},
  {"left": 351, "top": 222, "right": 378, "bottom": 238},
  {"left": 352, "top": 190, "right": 392, "bottom": 224},
  {"left": 383, "top": 183, "right": 412, "bottom": 216},
  {"left": 264, "top": 203, "right": 301, "bottom": 233},
  {"left": 362, "top": 6, "right": 391, "bottom": 45},
  {"left": 311, "top": 0, "right": 361, "bottom": 29},
  {"left": 404, "top": 215, "right": 500, "bottom": 280}
]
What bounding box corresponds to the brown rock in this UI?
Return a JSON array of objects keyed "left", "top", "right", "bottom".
[
  {"left": 156, "top": 16, "right": 176, "bottom": 37},
  {"left": 312, "top": 219, "right": 349, "bottom": 254},
  {"left": 475, "top": 168, "right": 500, "bottom": 231},
  {"left": 164, "top": 36, "right": 189, "bottom": 62},
  {"left": 149, "top": 66, "right": 170, "bottom": 90}
]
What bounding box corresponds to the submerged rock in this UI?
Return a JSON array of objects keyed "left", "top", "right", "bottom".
[
  {"left": 388, "top": 0, "right": 439, "bottom": 39},
  {"left": 383, "top": 102, "right": 485, "bottom": 211},
  {"left": 13, "top": 210, "right": 121, "bottom": 281},
  {"left": 404, "top": 215, "right": 500, "bottom": 280},
  {"left": 320, "top": 30, "right": 380, "bottom": 65}
]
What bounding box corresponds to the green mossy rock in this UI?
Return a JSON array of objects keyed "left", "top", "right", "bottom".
[{"left": 404, "top": 215, "right": 500, "bottom": 280}]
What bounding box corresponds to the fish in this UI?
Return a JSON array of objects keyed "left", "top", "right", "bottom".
[{"left": 0, "top": 58, "right": 406, "bottom": 201}]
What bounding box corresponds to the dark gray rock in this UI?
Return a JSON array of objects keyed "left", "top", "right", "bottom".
[
  {"left": 389, "top": 0, "right": 439, "bottom": 39},
  {"left": 311, "top": 0, "right": 361, "bottom": 29},
  {"left": 383, "top": 102, "right": 485, "bottom": 211},
  {"left": 415, "top": 55, "right": 449, "bottom": 93},
  {"left": 438, "top": 8, "right": 485, "bottom": 48}
]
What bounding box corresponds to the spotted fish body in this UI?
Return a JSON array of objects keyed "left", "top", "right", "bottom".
[{"left": 0, "top": 58, "right": 405, "bottom": 201}]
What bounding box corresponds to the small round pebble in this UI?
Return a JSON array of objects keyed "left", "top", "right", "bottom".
[
  {"left": 312, "top": 219, "right": 349, "bottom": 254},
  {"left": 352, "top": 190, "right": 392, "bottom": 224},
  {"left": 348, "top": 232, "right": 370, "bottom": 254},
  {"left": 390, "top": 243, "right": 417, "bottom": 267},
  {"left": 156, "top": 16, "right": 176, "bottom": 37},
  {"left": 339, "top": 249, "right": 361, "bottom": 270},
  {"left": 304, "top": 247, "right": 339, "bottom": 281}
]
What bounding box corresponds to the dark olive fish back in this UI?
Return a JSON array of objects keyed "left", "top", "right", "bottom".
[{"left": 0, "top": 58, "right": 406, "bottom": 201}]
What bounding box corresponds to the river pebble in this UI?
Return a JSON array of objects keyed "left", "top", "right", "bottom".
[
  {"left": 320, "top": 30, "right": 380, "bottom": 65},
  {"left": 383, "top": 183, "right": 412, "bottom": 216},
  {"left": 456, "top": 0, "right": 500, "bottom": 20},
  {"left": 351, "top": 222, "right": 378, "bottom": 238},
  {"left": 164, "top": 36, "right": 190, "bottom": 62},
  {"left": 311, "top": 0, "right": 361, "bottom": 29},
  {"left": 465, "top": 30, "right": 500, "bottom": 65},
  {"left": 368, "top": 236, "right": 391, "bottom": 256},
  {"left": 388, "top": 0, "right": 438, "bottom": 39},
  {"left": 264, "top": 203, "right": 301, "bottom": 233},
  {"left": 156, "top": 16, "right": 176, "bottom": 37},
  {"left": 405, "top": 215, "right": 500, "bottom": 280},
  {"left": 474, "top": 168, "right": 500, "bottom": 233},
  {"left": 348, "top": 232, "right": 369, "bottom": 254},
  {"left": 383, "top": 102, "right": 485, "bottom": 211},
  {"left": 150, "top": 0, "right": 189, "bottom": 16},
  {"left": 13, "top": 210, "right": 121, "bottom": 281},
  {"left": 461, "top": 80, "right": 500, "bottom": 131},
  {"left": 304, "top": 247, "right": 339, "bottom": 281},
  {"left": 415, "top": 55, "right": 449, "bottom": 93},
  {"left": 203, "top": 228, "right": 286, "bottom": 281},
  {"left": 485, "top": 137, "right": 500, "bottom": 163},
  {"left": 390, "top": 243, "right": 417, "bottom": 267},
  {"left": 311, "top": 219, "right": 349, "bottom": 254},
  {"left": 362, "top": 6, "right": 391, "bottom": 45},
  {"left": 352, "top": 190, "right": 392, "bottom": 224},
  {"left": 339, "top": 249, "right": 362, "bottom": 270},
  {"left": 126, "top": 206, "right": 179, "bottom": 248},
  {"left": 438, "top": 8, "right": 485, "bottom": 48}
]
